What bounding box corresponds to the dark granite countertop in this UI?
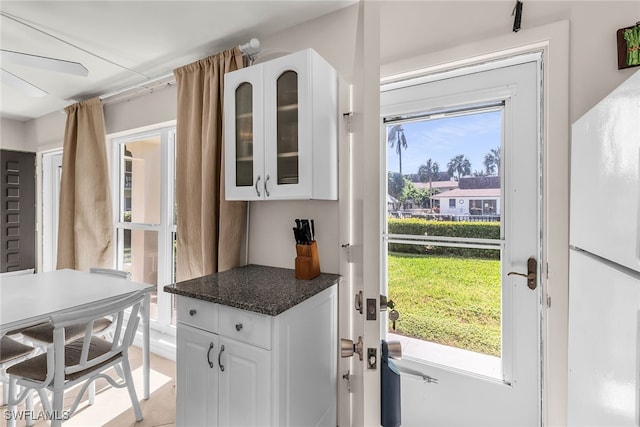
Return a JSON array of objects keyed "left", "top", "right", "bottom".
[{"left": 163, "top": 264, "right": 341, "bottom": 316}]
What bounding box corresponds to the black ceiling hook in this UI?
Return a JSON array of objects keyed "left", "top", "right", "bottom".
[{"left": 512, "top": 1, "right": 523, "bottom": 32}]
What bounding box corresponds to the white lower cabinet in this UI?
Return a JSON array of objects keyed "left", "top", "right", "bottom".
[
  {"left": 218, "top": 337, "right": 271, "bottom": 426},
  {"left": 175, "top": 285, "right": 337, "bottom": 427},
  {"left": 176, "top": 325, "right": 219, "bottom": 427}
]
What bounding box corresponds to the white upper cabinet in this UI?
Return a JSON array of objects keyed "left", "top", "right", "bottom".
[{"left": 224, "top": 49, "right": 338, "bottom": 201}]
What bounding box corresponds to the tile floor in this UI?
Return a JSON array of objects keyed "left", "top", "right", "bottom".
[{"left": 1, "top": 346, "right": 176, "bottom": 427}]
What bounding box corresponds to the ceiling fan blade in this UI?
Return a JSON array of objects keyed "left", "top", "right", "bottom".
[
  {"left": 0, "top": 68, "right": 47, "bottom": 97},
  {"left": 1, "top": 49, "right": 88, "bottom": 77}
]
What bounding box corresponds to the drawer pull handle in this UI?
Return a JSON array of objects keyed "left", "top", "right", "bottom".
[
  {"left": 189, "top": 309, "right": 197, "bottom": 316},
  {"left": 207, "top": 342, "right": 214, "bottom": 368},
  {"left": 235, "top": 323, "right": 243, "bottom": 331},
  {"left": 218, "top": 345, "right": 225, "bottom": 372}
]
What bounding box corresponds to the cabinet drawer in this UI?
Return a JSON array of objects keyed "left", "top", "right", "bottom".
[
  {"left": 177, "top": 296, "right": 218, "bottom": 332},
  {"left": 219, "top": 305, "right": 271, "bottom": 350}
]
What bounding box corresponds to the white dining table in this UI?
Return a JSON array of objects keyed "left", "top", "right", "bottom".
[{"left": 0, "top": 269, "right": 155, "bottom": 399}]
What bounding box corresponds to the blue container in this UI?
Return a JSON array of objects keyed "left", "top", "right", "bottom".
[{"left": 381, "top": 340, "right": 401, "bottom": 427}]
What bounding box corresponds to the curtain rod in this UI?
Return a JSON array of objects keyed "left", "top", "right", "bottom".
[
  {"left": 99, "top": 38, "right": 261, "bottom": 103},
  {"left": 99, "top": 72, "right": 175, "bottom": 103}
]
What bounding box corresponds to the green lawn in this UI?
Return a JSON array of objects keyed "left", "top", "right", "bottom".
[{"left": 388, "top": 252, "right": 501, "bottom": 356}]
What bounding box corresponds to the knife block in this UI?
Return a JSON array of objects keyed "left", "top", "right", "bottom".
[{"left": 295, "top": 241, "right": 320, "bottom": 280}]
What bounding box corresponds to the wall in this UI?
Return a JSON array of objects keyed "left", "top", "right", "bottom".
[
  {"left": 1, "top": 118, "right": 32, "bottom": 152},
  {"left": 380, "top": 1, "right": 638, "bottom": 122},
  {"left": 247, "top": 4, "right": 359, "bottom": 274}
]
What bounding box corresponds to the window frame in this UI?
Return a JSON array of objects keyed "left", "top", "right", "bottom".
[{"left": 110, "top": 123, "right": 177, "bottom": 336}]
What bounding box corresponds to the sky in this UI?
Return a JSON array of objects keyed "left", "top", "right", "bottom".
[{"left": 386, "top": 110, "right": 502, "bottom": 177}]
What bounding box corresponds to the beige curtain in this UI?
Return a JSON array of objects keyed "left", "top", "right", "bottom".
[
  {"left": 174, "top": 47, "right": 247, "bottom": 281},
  {"left": 57, "top": 97, "right": 113, "bottom": 271}
]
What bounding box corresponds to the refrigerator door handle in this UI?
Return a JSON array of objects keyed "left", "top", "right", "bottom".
[{"left": 508, "top": 257, "right": 538, "bottom": 290}]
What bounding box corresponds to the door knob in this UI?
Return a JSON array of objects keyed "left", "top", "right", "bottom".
[
  {"left": 341, "top": 336, "right": 363, "bottom": 361},
  {"left": 507, "top": 257, "right": 537, "bottom": 290}
]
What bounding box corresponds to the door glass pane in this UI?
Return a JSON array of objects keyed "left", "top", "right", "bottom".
[
  {"left": 276, "top": 70, "right": 298, "bottom": 185},
  {"left": 385, "top": 108, "right": 504, "bottom": 372},
  {"left": 235, "top": 82, "right": 253, "bottom": 187},
  {"left": 121, "top": 138, "right": 161, "bottom": 224},
  {"left": 121, "top": 229, "right": 159, "bottom": 320}
]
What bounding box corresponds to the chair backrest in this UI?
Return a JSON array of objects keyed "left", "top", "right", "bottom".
[
  {"left": 89, "top": 267, "right": 131, "bottom": 280},
  {"left": 49, "top": 290, "right": 144, "bottom": 378}
]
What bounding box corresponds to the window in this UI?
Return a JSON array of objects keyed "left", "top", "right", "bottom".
[
  {"left": 470, "top": 199, "right": 497, "bottom": 216},
  {"left": 113, "top": 125, "right": 177, "bottom": 333},
  {"left": 384, "top": 105, "right": 504, "bottom": 376}
]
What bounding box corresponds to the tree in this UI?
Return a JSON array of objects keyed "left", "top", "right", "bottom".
[
  {"left": 400, "top": 179, "right": 430, "bottom": 209},
  {"left": 483, "top": 147, "right": 501, "bottom": 176},
  {"left": 417, "top": 158, "right": 440, "bottom": 208},
  {"left": 387, "top": 125, "right": 408, "bottom": 177},
  {"left": 447, "top": 154, "right": 472, "bottom": 181},
  {"left": 387, "top": 171, "right": 404, "bottom": 201}
]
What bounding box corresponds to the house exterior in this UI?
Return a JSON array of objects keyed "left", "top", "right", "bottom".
[
  {"left": 1, "top": 2, "right": 636, "bottom": 426},
  {"left": 413, "top": 179, "right": 459, "bottom": 194},
  {"left": 430, "top": 176, "right": 501, "bottom": 217},
  {"left": 431, "top": 187, "right": 501, "bottom": 217}
]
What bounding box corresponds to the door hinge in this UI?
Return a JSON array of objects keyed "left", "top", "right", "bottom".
[
  {"left": 343, "top": 112, "right": 354, "bottom": 134},
  {"left": 341, "top": 243, "right": 352, "bottom": 263},
  {"left": 342, "top": 370, "right": 352, "bottom": 393},
  {"left": 546, "top": 296, "right": 551, "bottom": 308}
]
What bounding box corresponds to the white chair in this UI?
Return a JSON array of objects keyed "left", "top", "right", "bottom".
[
  {"left": 20, "top": 268, "right": 131, "bottom": 346},
  {"left": 88, "top": 267, "right": 131, "bottom": 279},
  {"left": 19, "top": 268, "right": 132, "bottom": 405},
  {"left": 0, "top": 336, "right": 36, "bottom": 426},
  {"left": 6, "top": 290, "right": 145, "bottom": 427}
]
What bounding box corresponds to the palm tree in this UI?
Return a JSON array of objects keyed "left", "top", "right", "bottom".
[
  {"left": 483, "top": 147, "right": 501, "bottom": 176},
  {"left": 447, "top": 154, "right": 471, "bottom": 181},
  {"left": 418, "top": 158, "right": 440, "bottom": 208},
  {"left": 387, "top": 125, "right": 408, "bottom": 178}
]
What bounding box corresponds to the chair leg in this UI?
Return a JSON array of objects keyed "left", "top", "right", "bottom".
[
  {"left": 51, "top": 388, "right": 64, "bottom": 427},
  {"left": 1, "top": 375, "right": 8, "bottom": 405},
  {"left": 7, "top": 377, "right": 18, "bottom": 427},
  {"left": 121, "top": 358, "right": 143, "bottom": 422},
  {"left": 25, "top": 389, "right": 34, "bottom": 427},
  {"left": 88, "top": 380, "right": 95, "bottom": 405}
]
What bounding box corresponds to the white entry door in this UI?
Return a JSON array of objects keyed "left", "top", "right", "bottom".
[{"left": 379, "top": 55, "right": 542, "bottom": 425}]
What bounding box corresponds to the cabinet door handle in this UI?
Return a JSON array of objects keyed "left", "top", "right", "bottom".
[
  {"left": 189, "top": 309, "right": 197, "bottom": 316},
  {"left": 235, "top": 323, "right": 243, "bottom": 331},
  {"left": 207, "top": 342, "right": 214, "bottom": 368},
  {"left": 255, "top": 175, "right": 262, "bottom": 197},
  {"left": 218, "top": 344, "right": 225, "bottom": 372},
  {"left": 264, "top": 174, "right": 270, "bottom": 197}
]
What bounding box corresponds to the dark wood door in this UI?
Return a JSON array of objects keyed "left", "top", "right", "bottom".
[{"left": 1, "top": 150, "right": 36, "bottom": 272}]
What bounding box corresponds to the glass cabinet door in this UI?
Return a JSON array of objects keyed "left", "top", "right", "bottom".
[
  {"left": 276, "top": 70, "right": 299, "bottom": 185},
  {"left": 235, "top": 82, "right": 254, "bottom": 187}
]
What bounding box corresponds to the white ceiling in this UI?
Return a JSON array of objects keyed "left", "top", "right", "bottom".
[{"left": 0, "top": 1, "right": 356, "bottom": 122}]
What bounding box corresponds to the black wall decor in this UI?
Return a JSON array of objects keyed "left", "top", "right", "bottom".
[{"left": 617, "top": 22, "right": 640, "bottom": 70}]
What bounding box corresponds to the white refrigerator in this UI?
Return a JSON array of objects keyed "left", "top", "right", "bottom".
[{"left": 568, "top": 70, "right": 640, "bottom": 426}]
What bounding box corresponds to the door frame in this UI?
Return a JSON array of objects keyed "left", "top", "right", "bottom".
[
  {"left": 355, "top": 20, "right": 569, "bottom": 426},
  {"left": 381, "top": 55, "right": 543, "bottom": 425},
  {"left": 41, "top": 149, "right": 63, "bottom": 272}
]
